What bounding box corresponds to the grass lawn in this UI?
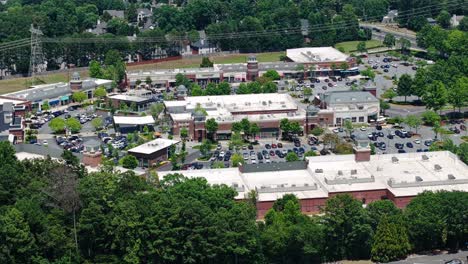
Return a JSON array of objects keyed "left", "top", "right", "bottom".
[
  {"left": 335, "top": 40, "right": 383, "bottom": 53},
  {"left": 0, "top": 51, "right": 284, "bottom": 94}
]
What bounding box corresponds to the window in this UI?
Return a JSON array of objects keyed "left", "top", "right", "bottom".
[
  {"left": 359, "top": 116, "right": 364, "bottom": 122},
  {"left": 351, "top": 117, "right": 357, "bottom": 122},
  {"left": 336, "top": 118, "right": 342, "bottom": 124}
]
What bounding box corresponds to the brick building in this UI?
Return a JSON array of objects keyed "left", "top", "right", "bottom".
[{"left": 159, "top": 139, "right": 468, "bottom": 218}]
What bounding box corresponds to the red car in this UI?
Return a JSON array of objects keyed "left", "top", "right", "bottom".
[
  {"left": 271, "top": 143, "right": 277, "bottom": 148},
  {"left": 269, "top": 150, "right": 275, "bottom": 156}
]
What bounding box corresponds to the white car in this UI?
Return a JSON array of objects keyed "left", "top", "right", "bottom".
[
  {"left": 42, "top": 140, "right": 48, "bottom": 146},
  {"left": 360, "top": 126, "right": 367, "bottom": 131},
  {"left": 219, "top": 151, "right": 225, "bottom": 158},
  {"left": 333, "top": 128, "right": 340, "bottom": 133},
  {"left": 414, "top": 139, "right": 421, "bottom": 144}
]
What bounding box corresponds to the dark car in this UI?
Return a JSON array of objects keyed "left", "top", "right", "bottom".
[
  {"left": 248, "top": 145, "right": 254, "bottom": 150},
  {"left": 387, "top": 134, "right": 394, "bottom": 139},
  {"left": 315, "top": 79, "right": 320, "bottom": 83},
  {"left": 320, "top": 149, "right": 330, "bottom": 155},
  {"left": 262, "top": 150, "right": 268, "bottom": 155},
  {"left": 424, "top": 140, "right": 432, "bottom": 146},
  {"left": 257, "top": 153, "right": 263, "bottom": 160},
  {"left": 277, "top": 143, "right": 283, "bottom": 148},
  {"left": 398, "top": 149, "right": 407, "bottom": 153},
  {"left": 270, "top": 150, "right": 275, "bottom": 156},
  {"left": 378, "top": 132, "right": 384, "bottom": 137},
  {"left": 384, "top": 69, "right": 389, "bottom": 72},
  {"left": 406, "top": 142, "right": 413, "bottom": 148},
  {"left": 271, "top": 143, "right": 277, "bottom": 148},
  {"left": 376, "top": 125, "right": 382, "bottom": 130},
  {"left": 327, "top": 82, "right": 333, "bottom": 87},
  {"left": 324, "top": 79, "right": 329, "bottom": 82},
  {"left": 395, "top": 143, "right": 404, "bottom": 149},
  {"left": 412, "top": 66, "right": 418, "bottom": 70},
  {"left": 322, "top": 86, "right": 327, "bottom": 90},
  {"left": 265, "top": 144, "right": 271, "bottom": 149}
]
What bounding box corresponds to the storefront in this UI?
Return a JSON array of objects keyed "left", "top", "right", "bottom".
[{"left": 60, "top": 95, "right": 70, "bottom": 105}]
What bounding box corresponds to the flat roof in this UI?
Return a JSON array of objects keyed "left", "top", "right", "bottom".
[
  {"left": 128, "top": 138, "right": 179, "bottom": 155},
  {"left": 158, "top": 151, "right": 468, "bottom": 200},
  {"left": 113, "top": 115, "right": 155, "bottom": 125},
  {"left": 286, "top": 47, "right": 349, "bottom": 63},
  {"left": 108, "top": 94, "right": 150, "bottom": 103}
]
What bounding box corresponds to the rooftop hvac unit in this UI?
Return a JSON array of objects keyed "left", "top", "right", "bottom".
[
  {"left": 448, "top": 174, "right": 456, "bottom": 180},
  {"left": 232, "top": 183, "right": 238, "bottom": 187},
  {"left": 415, "top": 176, "right": 423, "bottom": 182},
  {"left": 434, "top": 164, "right": 442, "bottom": 171},
  {"left": 351, "top": 169, "right": 357, "bottom": 175},
  {"left": 291, "top": 184, "right": 296, "bottom": 187},
  {"left": 338, "top": 170, "right": 343, "bottom": 176},
  {"left": 304, "top": 183, "right": 309, "bottom": 186},
  {"left": 315, "top": 169, "right": 323, "bottom": 173}
]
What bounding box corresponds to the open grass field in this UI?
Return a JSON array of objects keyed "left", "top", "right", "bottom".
[
  {"left": 335, "top": 40, "right": 383, "bottom": 53},
  {"left": 0, "top": 51, "right": 284, "bottom": 94}
]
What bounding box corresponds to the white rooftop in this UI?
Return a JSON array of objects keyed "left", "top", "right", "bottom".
[
  {"left": 286, "top": 47, "right": 349, "bottom": 63},
  {"left": 128, "top": 138, "right": 179, "bottom": 155},
  {"left": 158, "top": 151, "right": 468, "bottom": 201},
  {"left": 108, "top": 94, "right": 149, "bottom": 103},
  {"left": 113, "top": 115, "right": 155, "bottom": 125}
]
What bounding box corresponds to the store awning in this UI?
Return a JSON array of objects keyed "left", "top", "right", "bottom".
[
  {"left": 60, "top": 96, "right": 69, "bottom": 101},
  {"left": 49, "top": 99, "right": 60, "bottom": 105}
]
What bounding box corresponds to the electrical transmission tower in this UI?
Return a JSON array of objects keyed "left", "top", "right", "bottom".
[{"left": 29, "top": 24, "right": 45, "bottom": 85}]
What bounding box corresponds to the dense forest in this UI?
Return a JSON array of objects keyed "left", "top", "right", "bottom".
[
  {"left": 0, "top": 0, "right": 466, "bottom": 73},
  {"left": 0, "top": 141, "right": 467, "bottom": 263}
]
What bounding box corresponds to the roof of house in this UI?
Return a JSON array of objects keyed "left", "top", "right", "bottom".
[
  {"left": 323, "top": 91, "right": 379, "bottom": 105},
  {"left": 104, "top": 10, "right": 125, "bottom": 19},
  {"left": 113, "top": 115, "right": 155, "bottom": 125},
  {"left": 128, "top": 138, "right": 180, "bottom": 155},
  {"left": 137, "top": 8, "right": 152, "bottom": 16},
  {"left": 286, "top": 47, "right": 349, "bottom": 63}
]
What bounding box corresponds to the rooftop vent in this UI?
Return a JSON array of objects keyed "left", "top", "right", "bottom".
[
  {"left": 392, "top": 156, "right": 399, "bottom": 163},
  {"left": 351, "top": 169, "right": 357, "bottom": 175},
  {"left": 434, "top": 164, "right": 442, "bottom": 171},
  {"left": 315, "top": 169, "right": 323, "bottom": 173},
  {"left": 422, "top": 155, "right": 429, "bottom": 161},
  {"left": 448, "top": 174, "right": 456, "bottom": 180},
  {"left": 338, "top": 170, "right": 343, "bottom": 176},
  {"left": 415, "top": 176, "right": 423, "bottom": 182}
]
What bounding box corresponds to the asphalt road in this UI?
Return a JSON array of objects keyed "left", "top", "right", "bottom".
[{"left": 388, "top": 251, "right": 468, "bottom": 264}]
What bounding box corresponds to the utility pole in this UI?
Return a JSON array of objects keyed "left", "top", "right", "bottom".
[{"left": 29, "top": 24, "right": 45, "bottom": 87}]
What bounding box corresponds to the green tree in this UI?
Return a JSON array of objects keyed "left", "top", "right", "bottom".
[
  {"left": 371, "top": 216, "right": 410, "bottom": 263},
  {"left": 422, "top": 81, "right": 448, "bottom": 113},
  {"left": 380, "top": 100, "right": 390, "bottom": 116},
  {"left": 263, "top": 70, "right": 280, "bottom": 80},
  {"left": 199, "top": 140, "right": 212, "bottom": 158},
  {"left": 360, "top": 67, "right": 375, "bottom": 81},
  {"left": 200, "top": 57, "right": 214, "bottom": 68},
  {"left": 404, "top": 115, "right": 422, "bottom": 134},
  {"left": 191, "top": 85, "right": 204, "bottom": 96},
  {"left": 65, "top": 118, "right": 82, "bottom": 133},
  {"left": 91, "top": 117, "right": 103, "bottom": 131},
  {"left": 249, "top": 123, "right": 260, "bottom": 139},
  {"left": 397, "top": 74, "right": 413, "bottom": 102},
  {"left": 322, "top": 194, "right": 373, "bottom": 260},
  {"left": 399, "top": 38, "right": 411, "bottom": 53},
  {"left": 231, "top": 153, "right": 244, "bottom": 167},
  {"left": 421, "top": 110, "right": 441, "bottom": 126},
  {"left": 366, "top": 200, "right": 401, "bottom": 230},
  {"left": 436, "top": 10, "right": 451, "bottom": 29},
  {"left": 119, "top": 155, "right": 138, "bottom": 169},
  {"left": 344, "top": 120, "right": 354, "bottom": 137},
  {"left": 145, "top": 76, "right": 152, "bottom": 85},
  {"left": 180, "top": 127, "right": 188, "bottom": 140},
  {"left": 236, "top": 83, "right": 250, "bottom": 94},
  {"left": 218, "top": 82, "right": 231, "bottom": 95},
  {"left": 448, "top": 77, "right": 468, "bottom": 112},
  {"left": 211, "top": 161, "right": 225, "bottom": 169},
  {"left": 89, "top": 60, "right": 103, "bottom": 78},
  {"left": 41, "top": 100, "right": 50, "bottom": 111},
  {"left": 304, "top": 150, "right": 317, "bottom": 157},
  {"left": 93, "top": 86, "right": 107, "bottom": 98},
  {"left": 382, "top": 89, "right": 397, "bottom": 102},
  {"left": 262, "top": 82, "right": 278, "bottom": 93},
  {"left": 383, "top": 34, "right": 396, "bottom": 48},
  {"left": 205, "top": 118, "right": 219, "bottom": 140},
  {"left": 150, "top": 103, "right": 165, "bottom": 119},
  {"left": 72, "top": 91, "right": 87, "bottom": 103},
  {"left": 279, "top": 119, "right": 290, "bottom": 135},
  {"left": 49, "top": 117, "right": 66, "bottom": 133},
  {"left": 310, "top": 127, "right": 324, "bottom": 136},
  {"left": 357, "top": 41, "right": 367, "bottom": 53},
  {"left": 0, "top": 207, "right": 36, "bottom": 263},
  {"left": 285, "top": 152, "right": 299, "bottom": 162}
]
